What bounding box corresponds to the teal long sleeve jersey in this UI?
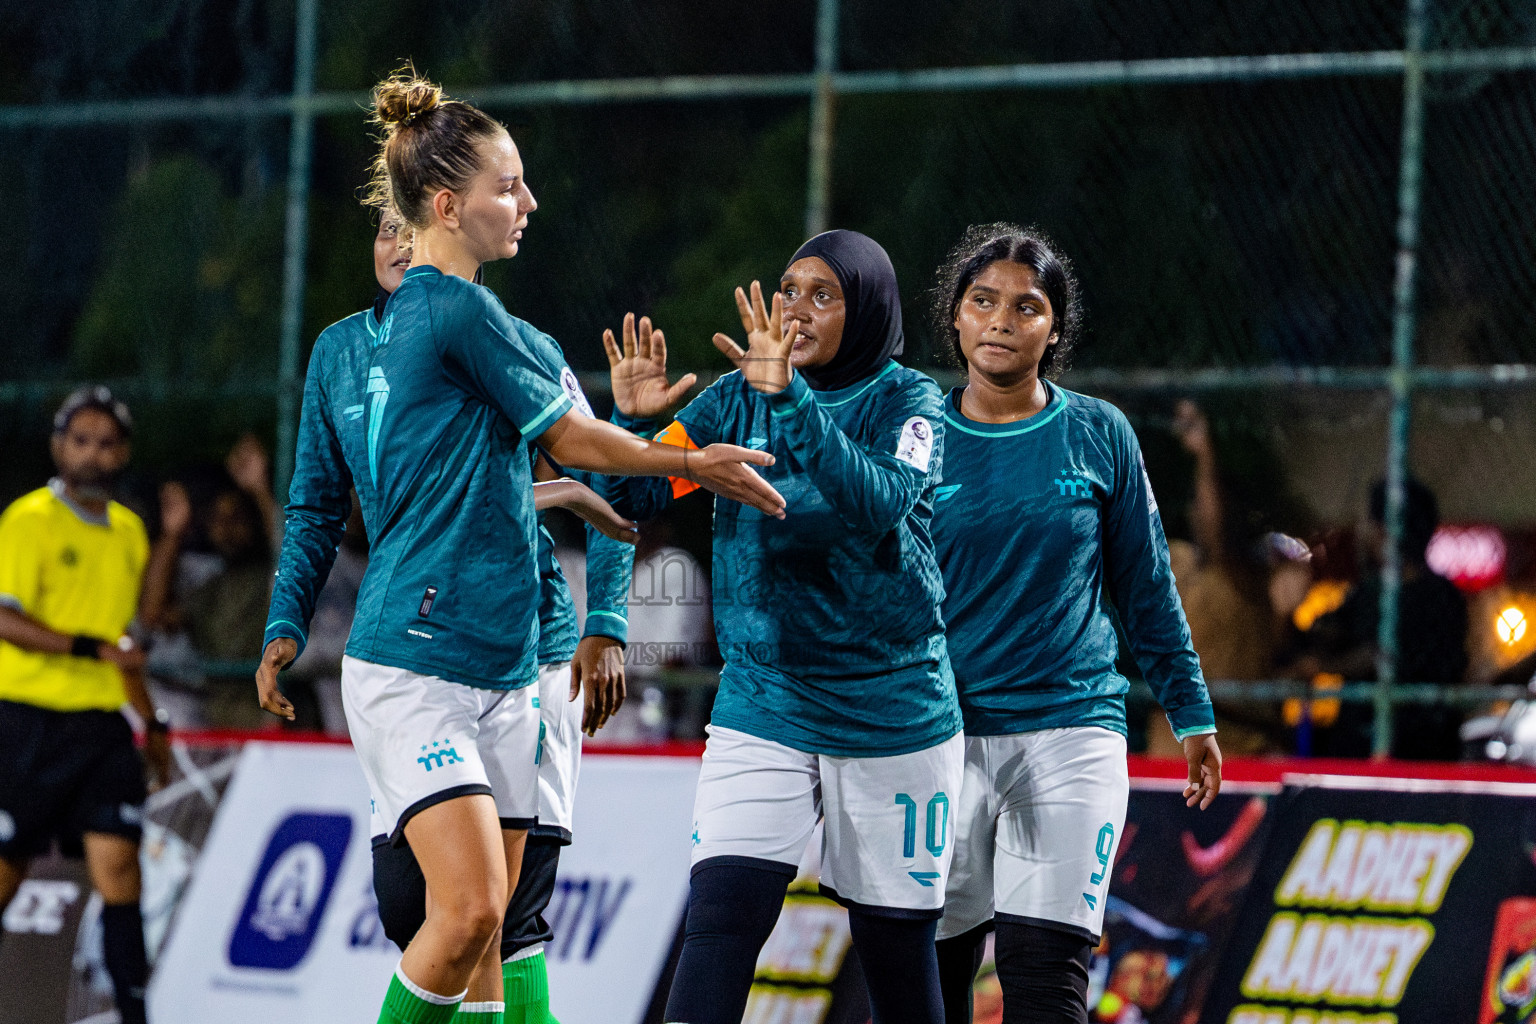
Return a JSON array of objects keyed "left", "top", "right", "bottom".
[
  {"left": 265, "top": 265, "right": 585, "bottom": 690},
  {"left": 930, "top": 384, "right": 1215, "bottom": 740},
  {"left": 618, "top": 362, "right": 962, "bottom": 758}
]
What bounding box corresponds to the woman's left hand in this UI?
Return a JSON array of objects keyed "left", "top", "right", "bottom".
[
  {"left": 532, "top": 479, "right": 639, "bottom": 544},
  {"left": 1183, "top": 733, "right": 1223, "bottom": 809},
  {"left": 714, "top": 281, "right": 797, "bottom": 395}
]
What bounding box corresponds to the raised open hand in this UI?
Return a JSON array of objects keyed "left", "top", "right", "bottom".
[
  {"left": 713, "top": 281, "right": 797, "bottom": 395},
  {"left": 603, "top": 313, "right": 697, "bottom": 419}
]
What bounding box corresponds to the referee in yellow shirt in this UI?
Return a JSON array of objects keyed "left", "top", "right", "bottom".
[{"left": 0, "top": 387, "right": 170, "bottom": 1024}]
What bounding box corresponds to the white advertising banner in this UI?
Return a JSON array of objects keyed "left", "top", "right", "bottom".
[
  {"left": 148, "top": 743, "right": 699, "bottom": 1024},
  {"left": 148, "top": 742, "right": 398, "bottom": 1023},
  {"left": 545, "top": 754, "right": 699, "bottom": 1023}
]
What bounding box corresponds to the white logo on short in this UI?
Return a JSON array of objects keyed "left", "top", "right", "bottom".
[
  {"left": 249, "top": 842, "right": 329, "bottom": 942},
  {"left": 119, "top": 803, "right": 144, "bottom": 827},
  {"left": 0, "top": 810, "right": 14, "bottom": 843},
  {"left": 895, "top": 416, "right": 934, "bottom": 474},
  {"left": 2, "top": 880, "right": 80, "bottom": 935},
  {"left": 561, "top": 367, "right": 595, "bottom": 419}
]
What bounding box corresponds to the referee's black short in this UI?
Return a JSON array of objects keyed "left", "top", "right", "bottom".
[{"left": 0, "top": 699, "right": 147, "bottom": 862}]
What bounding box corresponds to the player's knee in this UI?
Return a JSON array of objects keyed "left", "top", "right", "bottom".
[
  {"left": 435, "top": 889, "right": 506, "bottom": 952},
  {"left": 993, "top": 920, "right": 1093, "bottom": 1021},
  {"left": 685, "top": 860, "right": 789, "bottom": 941}
]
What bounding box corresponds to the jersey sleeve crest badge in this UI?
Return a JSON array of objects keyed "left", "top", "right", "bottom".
[{"left": 895, "top": 416, "right": 934, "bottom": 474}]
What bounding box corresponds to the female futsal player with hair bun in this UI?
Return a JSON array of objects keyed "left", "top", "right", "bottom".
[
  {"left": 258, "top": 70, "right": 785, "bottom": 1024},
  {"left": 925, "top": 223, "right": 1222, "bottom": 1024},
  {"left": 602, "top": 229, "right": 963, "bottom": 1024}
]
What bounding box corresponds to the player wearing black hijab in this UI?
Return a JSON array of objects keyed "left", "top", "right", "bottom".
[{"left": 602, "top": 230, "right": 962, "bottom": 1024}]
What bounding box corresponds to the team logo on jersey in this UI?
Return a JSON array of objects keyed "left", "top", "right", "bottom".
[
  {"left": 60, "top": 547, "right": 78, "bottom": 567},
  {"left": 228, "top": 812, "right": 352, "bottom": 969},
  {"left": 1054, "top": 476, "right": 1093, "bottom": 498},
  {"left": 895, "top": 417, "right": 934, "bottom": 473},
  {"left": 561, "top": 367, "right": 595, "bottom": 419},
  {"left": 365, "top": 367, "right": 391, "bottom": 488},
  {"left": 418, "top": 739, "right": 465, "bottom": 772}
]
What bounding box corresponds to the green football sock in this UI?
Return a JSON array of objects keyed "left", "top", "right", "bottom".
[
  {"left": 377, "top": 967, "right": 464, "bottom": 1024},
  {"left": 451, "top": 1000, "right": 505, "bottom": 1022},
  {"left": 501, "top": 949, "right": 551, "bottom": 1024}
]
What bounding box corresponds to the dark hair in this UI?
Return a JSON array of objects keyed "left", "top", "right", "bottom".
[
  {"left": 1369, "top": 477, "right": 1439, "bottom": 563},
  {"left": 53, "top": 385, "right": 132, "bottom": 439},
  {"left": 365, "top": 67, "right": 507, "bottom": 229},
  {"left": 931, "top": 223, "right": 1082, "bottom": 379}
]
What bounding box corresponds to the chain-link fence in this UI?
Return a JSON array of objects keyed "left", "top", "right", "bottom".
[{"left": 4, "top": 0, "right": 1534, "bottom": 754}]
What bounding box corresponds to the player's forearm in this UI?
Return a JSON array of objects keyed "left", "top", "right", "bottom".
[
  {"left": 0, "top": 606, "right": 75, "bottom": 656},
  {"left": 264, "top": 506, "right": 346, "bottom": 655},
  {"left": 533, "top": 478, "right": 588, "bottom": 511},
  {"left": 766, "top": 376, "right": 921, "bottom": 532},
  {"left": 540, "top": 413, "right": 691, "bottom": 479},
  {"left": 584, "top": 524, "right": 635, "bottom": 643}
]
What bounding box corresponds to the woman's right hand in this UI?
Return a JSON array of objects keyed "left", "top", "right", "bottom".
[
  {"left": 682, "top": 444, "right": 787, "bottom": 519},
  {"left": 603, "top": 312, "right": 697, "bottom": 419}
]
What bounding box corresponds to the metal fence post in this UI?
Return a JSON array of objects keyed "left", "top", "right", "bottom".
[
  {"left": 804, "top": 0, "right": 840, "bottom": 238},
  {"left": 1374, "top": 0, "right": 1429, "bottom": 757},
  {"left": 274, "top": 0, "right": 319, "bottom": 510}
]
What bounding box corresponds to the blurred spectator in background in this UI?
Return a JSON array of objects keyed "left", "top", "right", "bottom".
[
  {"left": 140, "top": 434, "right": 276, "bottom": 728},
  {"left": 0, "top": 387, "right": 170, "bottom": 1024},
  {"left": 1152, "top": 401, "right": 1290, "bottom": 755},
  {"left": 560, "top": 516, "right": 713, "bottom": 742},
  {"left": 1279, "top": 478, "right": 1469, "bottom": 759},
  {"left": 281, "top": 495, "right": 368, "bottom": 735}
]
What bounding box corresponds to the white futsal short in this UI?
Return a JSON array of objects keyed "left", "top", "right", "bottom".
[
  {"left": 342, "top": 655, "right": 540, "bottom": 845},
  {"left": 690, "top": 725, "right": 965, "bottom": 917},
  {"left": 532, "top": 660, "right": 583, "bottom": 843},
  {"left": 937, "top": 726, "right": 1130, "bottom": 943}
]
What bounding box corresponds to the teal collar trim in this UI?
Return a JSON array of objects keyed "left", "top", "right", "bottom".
[
  {"left": 365, "top": 308, "right": 379, "bottom": 337},
  {"left": 815, "top": 360, "right": 900, "bottom": 407},
  {"left": 943, "top": 381, "right": 1067, "bottom": 438},
  {"left": 401, "top": 265, "right": 442, "bottom": 281}
]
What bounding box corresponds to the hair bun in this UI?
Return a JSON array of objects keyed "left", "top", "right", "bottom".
[{"left": 372, "top": 70, "right": 442, "bottom": 129}]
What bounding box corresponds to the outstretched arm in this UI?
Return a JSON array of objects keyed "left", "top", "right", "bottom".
[
  {"left": 538, "top": 411, "right": 785, "bottom": 519},
  {"left": 716, "top": 281, "right": 937, "bottom": 533},
  {"left": 532, "top": 475, "right": 638, "bottom": 544}
]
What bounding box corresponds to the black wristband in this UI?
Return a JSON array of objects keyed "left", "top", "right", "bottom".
[{"left": 71, "top": 635, "right": 102, "bottom": 660}]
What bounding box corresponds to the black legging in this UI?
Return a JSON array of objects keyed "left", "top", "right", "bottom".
[
  {"left": 664, "top": 858, "right": 948, "bottom": 1024},
  {"left": 372, "top": 832, "right": 564, "bottom": 959},
  {"left": 936, "top": 919, "right": 1094, "bottom": 1024}
]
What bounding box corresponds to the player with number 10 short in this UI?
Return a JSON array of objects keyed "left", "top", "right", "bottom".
[{"left": 602, "top": 229, "right": 963, "bottom": 1024}]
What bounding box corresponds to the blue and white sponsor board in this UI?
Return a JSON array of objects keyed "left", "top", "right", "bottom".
[
  {"left": 148, "top": 742, "right": 699, "bottom": 1024},
  {"left": 148, "top": 742, "right": 397, "bottom": 1022}
]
